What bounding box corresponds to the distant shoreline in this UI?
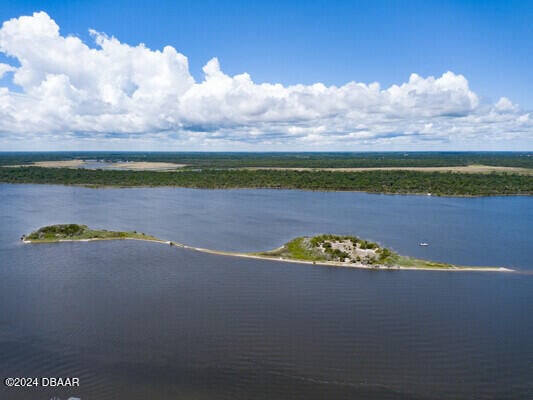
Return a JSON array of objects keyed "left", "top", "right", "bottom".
[
  {"left": 2, "top": 181, "right": 531, "bottom": 199},
  {"left": 1, "top": 166, "right": 530, "bottom": 197}
]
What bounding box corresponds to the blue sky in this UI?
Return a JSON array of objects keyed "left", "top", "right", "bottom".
[
  {"left": 0, "top": 1, "right": 531, "bottom": 150},
  {"left": 2, "top": 0, "right": 530, "bottom": 106}
]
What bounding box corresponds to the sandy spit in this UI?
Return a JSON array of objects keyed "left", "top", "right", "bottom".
[{"left": 22, "top": 237, "right": 514, "bottom": 273}]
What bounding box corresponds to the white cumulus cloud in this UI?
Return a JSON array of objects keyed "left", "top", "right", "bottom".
[{"left": 0, "top": 11, "right": 531, "bottom": 150}]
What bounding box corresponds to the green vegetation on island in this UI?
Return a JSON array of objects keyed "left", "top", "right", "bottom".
[
  {"left": 23, "top": 224, "right": 158, "bottom": 243},
  {"left": 2, "top": 167, "right": 531, "bottom": 196},
  {"left": 22, "top": 225, "right": 508, "bottom": 271},
  {"left": 256, "top": 234, "right": 460, "bottom": 269}
]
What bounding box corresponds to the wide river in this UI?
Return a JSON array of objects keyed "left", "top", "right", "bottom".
[{"left": 0, "top": 184, "right": 531, "bottom": 399}]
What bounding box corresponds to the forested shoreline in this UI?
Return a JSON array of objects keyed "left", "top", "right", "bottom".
[{"left": 1, "top": 167, "right": 531, "bottom": 196}]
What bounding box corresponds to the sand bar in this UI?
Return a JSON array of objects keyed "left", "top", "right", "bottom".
[{"left": 22, "top": 236, "right": 513, "bottom": 273}]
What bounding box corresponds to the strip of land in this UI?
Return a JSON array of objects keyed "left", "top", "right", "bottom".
[
  {"left": 1, "top": 152, "right": 531, "bottom": 196},
  {"left": 34, "top": 160, "right": 86, "bottom": 168},
  {"left": 1, "top": 167, "right": 531, "bottom": 196},
  {"left": 6, "top": 160, "right": 187, "bottom": 170},
  {"left": 239, "top": 165, "right": 533, "bottom": 175},
  {"left": 21, "top": 224, "right": 512, "bottom": 272},
  {"left": 3, "top": 152, "right": 531, "bottom": 169},
  {"left": 4, "top": 161, "right": 530, "bottom": 175}
]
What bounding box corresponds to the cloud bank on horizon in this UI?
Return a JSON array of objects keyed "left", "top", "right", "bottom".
[{"left": 0, "top": 12, "right": 531, "bottom": 150}]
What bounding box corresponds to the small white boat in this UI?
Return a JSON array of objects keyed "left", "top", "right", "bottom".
[{"left": 419, "top": 242, "right": 429, "bottom": 246}]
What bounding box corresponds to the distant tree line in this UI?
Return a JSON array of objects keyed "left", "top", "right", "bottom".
[
  {"left": 1, "top": 151, "right": 532, "bottom": 168},
  {"left": 1, "top": 167, "right": 531, "bottom": 196}
]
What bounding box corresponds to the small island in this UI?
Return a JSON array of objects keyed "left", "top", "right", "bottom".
[
  {"left": 256, "top": 234, "right": 453, "bottom": 269},
  {"left": 22, "top": 224, "right": 512, "bottom": 272},
  {"left": 22, "top": 224, "right": 161, "bottom": 243}
]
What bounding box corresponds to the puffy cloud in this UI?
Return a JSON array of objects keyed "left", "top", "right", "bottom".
[{"left": 0, "top": 11, "right": 530, "bottom": 149}]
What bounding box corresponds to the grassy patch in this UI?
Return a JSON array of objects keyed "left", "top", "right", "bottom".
[
  {"left": 285, "top": 237, "right": 325, "bottom": 261},
  {"left": 394, "top": 256, "right": 458, "bottom": 269},
  {"left": 257, "top": 237, "right": 326, "bottom": 261}
]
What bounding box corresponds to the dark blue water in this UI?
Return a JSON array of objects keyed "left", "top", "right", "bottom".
[{"left": 0, "top": 184, "right": 532, "bottom": 399}]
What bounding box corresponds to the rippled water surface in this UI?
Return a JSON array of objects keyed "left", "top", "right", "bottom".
[{"left": 0, "top": 184, "right": 532, "bottom": 399}]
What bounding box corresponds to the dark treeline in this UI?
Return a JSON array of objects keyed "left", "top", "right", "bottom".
[
  {"left": 1, "top": 167, "right": 531, "bottom": 196},
  {"left": 1, "top": 151, "right": 532, "bottom": 168}
]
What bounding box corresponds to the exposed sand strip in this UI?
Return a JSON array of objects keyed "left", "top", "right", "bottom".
[
  {"left": 34, "top": 160, "right": 86, "bottom": 168},
  {"left": 237, "top": 165, "right": 533, "bottom": 175}
]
